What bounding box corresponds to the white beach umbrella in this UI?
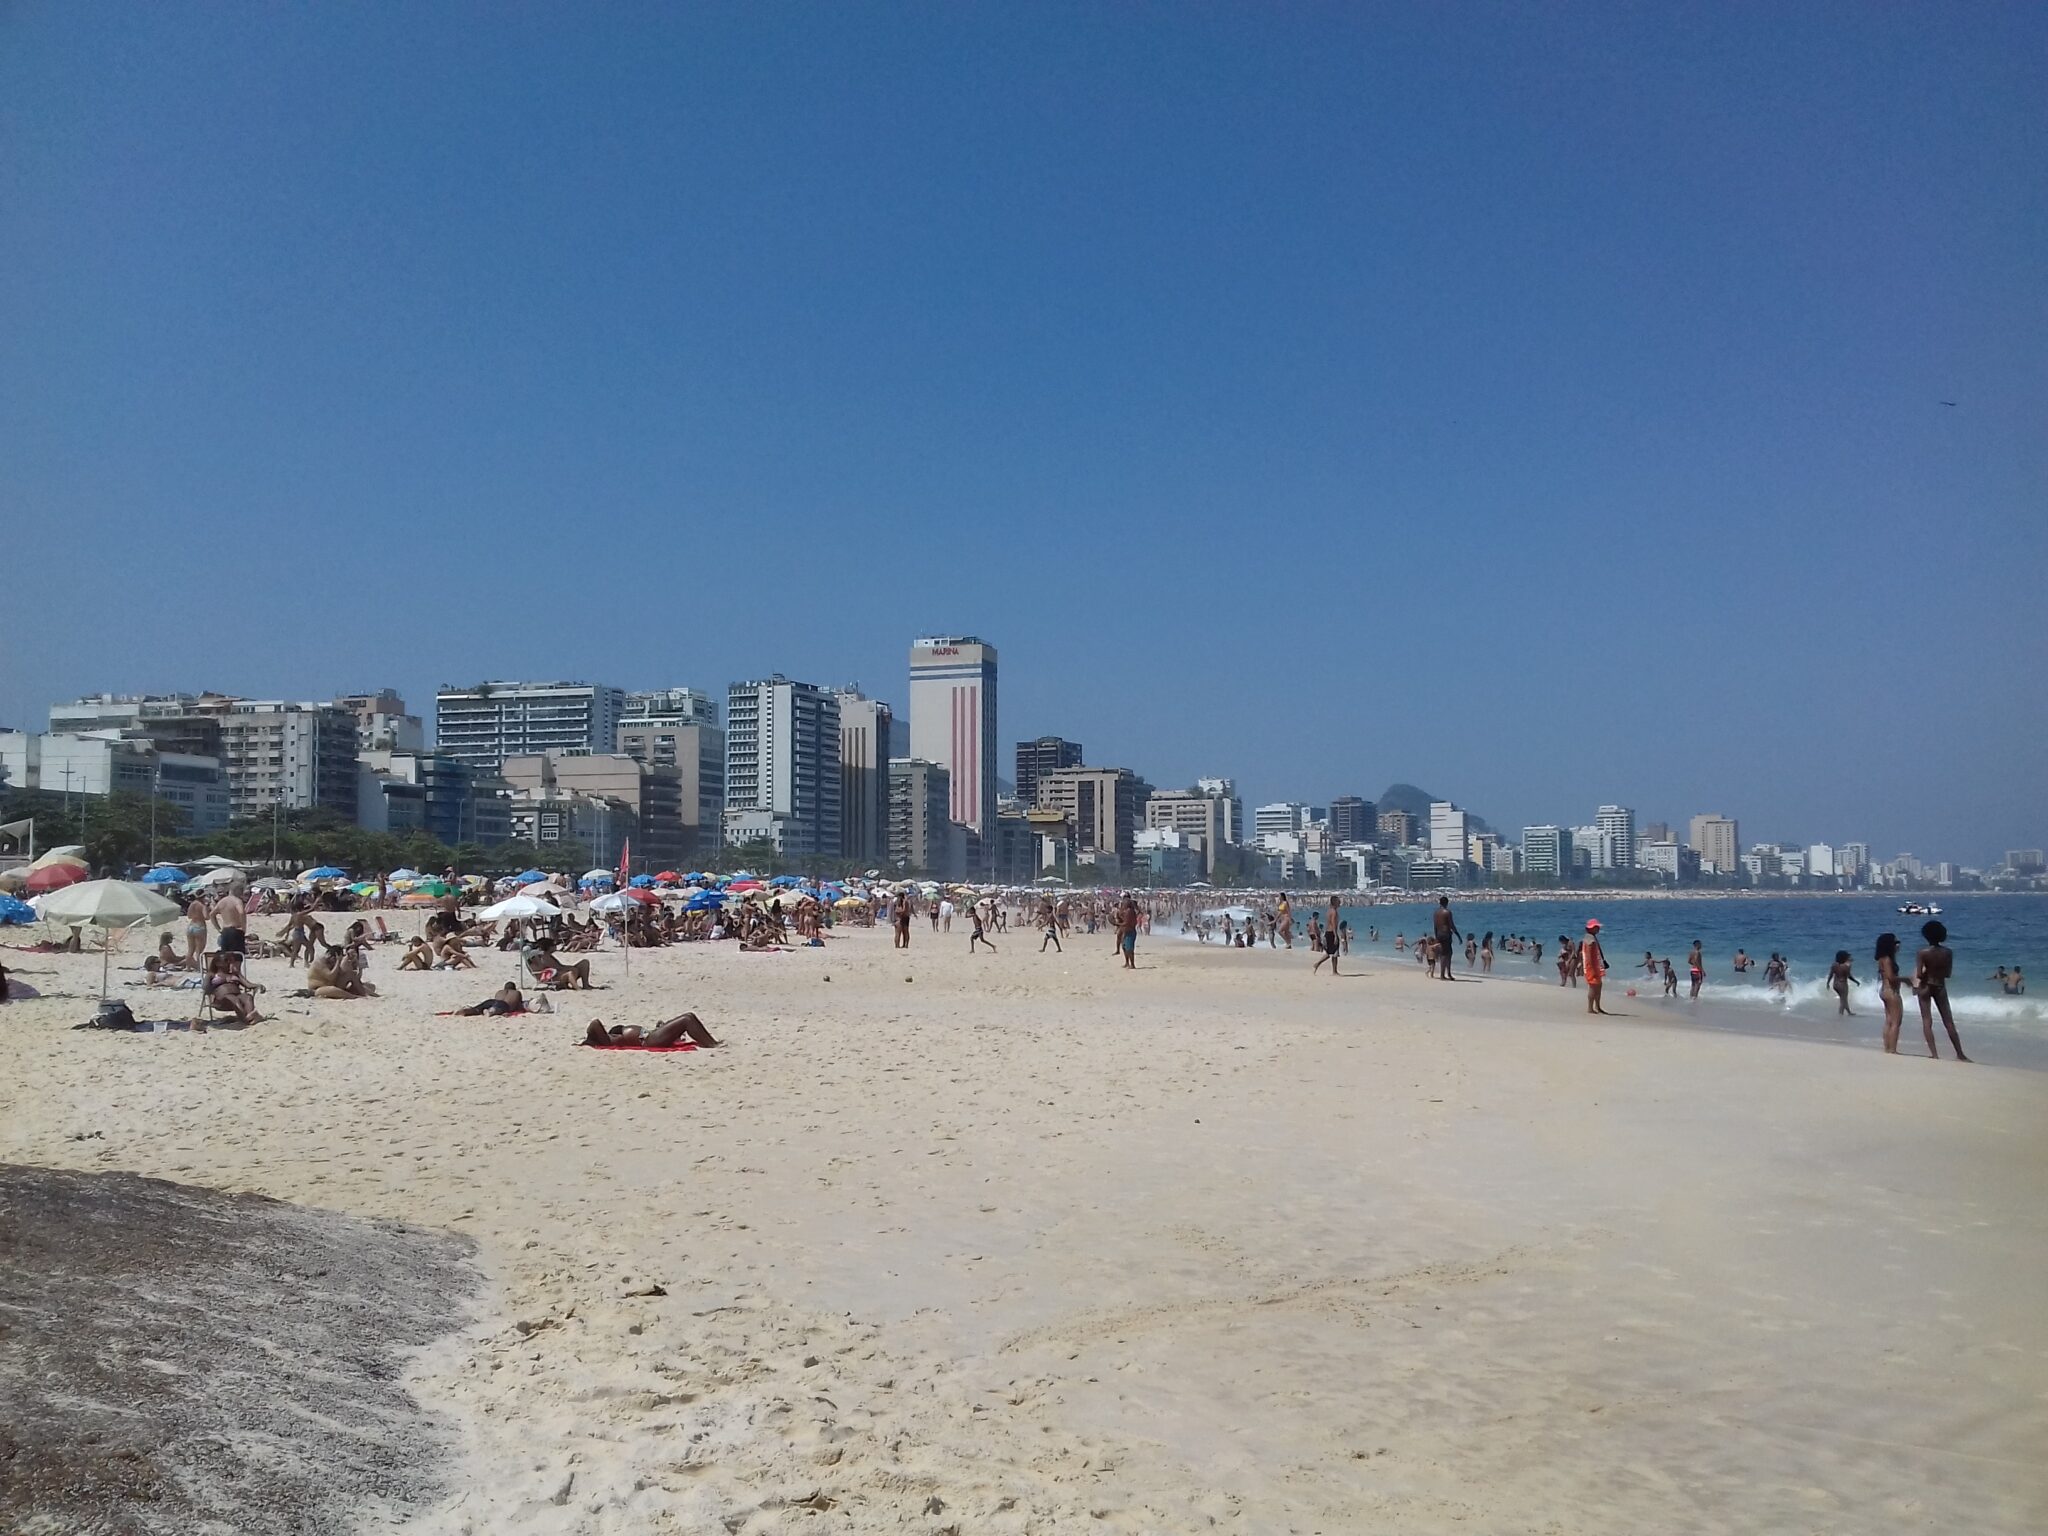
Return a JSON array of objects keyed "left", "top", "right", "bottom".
[
  {"left": 587, "top": 891, "right": 637, "bottom": 913},
  {"left": 183, "top": 867, "right": 241, "bottom": 891},
  {"left": 476, "top": 894, "right": 564, "bottom": 921},
  {"left": 188, "top": 854, "right": 246, "bottom": 869},
  {"left": 36, "top": 878, "right": 185, "bottom": 997}
]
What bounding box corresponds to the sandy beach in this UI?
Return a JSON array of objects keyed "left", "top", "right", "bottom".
[{"left": 5, "top": 919, "right": 2046, "bottom": 1533}]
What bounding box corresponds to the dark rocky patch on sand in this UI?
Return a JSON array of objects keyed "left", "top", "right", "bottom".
[{"left": 0, "top": 1164, "right": 478, "bottom": 1535}]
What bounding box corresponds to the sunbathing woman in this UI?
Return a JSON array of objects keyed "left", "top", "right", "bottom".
[
  {"left": 437, "top": 934, "right": 477, "bottom": 969},
  {"left": 584, "top": 1013, "right": 722, "bottom": 1048},
  {"left": 398, "top": 936, "right": 437, "bottom": 971}
]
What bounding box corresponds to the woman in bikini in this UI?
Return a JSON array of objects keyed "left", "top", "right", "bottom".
[
  {"left": 1875, "top": 932, "right": 1909, "bottom": 1053},
  {"left": 585, "top": 1014, "right": 722, "bottom": 1048}
]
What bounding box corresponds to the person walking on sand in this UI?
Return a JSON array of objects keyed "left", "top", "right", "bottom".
[
  {"left": 1687, "top": 939, "right": 1704, "bottom": 999},
  {"left": 969, "top": 905, "right": 997, "bottom": 954},
  {"left": 1828, "top": 950, "right": 1859, "bottom": 1015},
  {"left": 1432, "top": 897, "right": 1460, "bottom": 980},
  {"left": 1581, "top": 921, "right": 1610, "bottom": 1014},
  {"left": 1914, "top": 920, "right": 1969, "bottom": 1061},
  {"left": 1276, "top": 894, "right": 1292, "bottom": 949},
  {"left": 1037, "top": 897, "right": 1062, "bottom": 953},
  {"left": 893, "top": 892, "right": 913, "bottom": 950},
  {"left": 1314, "top": 914, "right": 1341, "bottom": 976}
]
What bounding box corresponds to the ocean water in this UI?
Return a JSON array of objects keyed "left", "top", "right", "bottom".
[{"left": 1325, "top": 892, "right": 2045, "bottom": 1030}]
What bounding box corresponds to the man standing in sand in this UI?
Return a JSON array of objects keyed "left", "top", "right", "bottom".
[
  {"left": 1432, "top": 897, "right": 1460, "bottom": 980},
  {"left": 1581, "top": 920, "right": 1610, "bottom": 1014},
  {"left": 1117, "top": 895, "right": 1139, "bottom": 970},
  {"left": 212, "top": 884, "right": 248, "bottom": 957}
]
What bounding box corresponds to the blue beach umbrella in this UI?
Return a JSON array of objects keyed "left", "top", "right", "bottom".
[
  {"left": 684, "top": 891, "right": 726, "bottom": 911},
  {"left": 302, "top": 866, "right": 346, "bottom": 881},
  {"left": 628, "top": 874, "right": 656, "bottom": 888},
  {"left": 511, "top": 868, "right": 546, "bottom": 884},
  {"left": 141, "top": 867, "right": 188, "bottom": 885},
  {"left": 0, "top": 894, "right": 35, "bottom": 924}
]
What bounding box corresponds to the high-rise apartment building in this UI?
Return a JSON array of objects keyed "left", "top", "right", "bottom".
[
  {"left": 1428, "top": 802, "right": 1471, "bottom": 864},
  {"left": 335, "top": 690, "right": 424, "bottom": 752},
  {"left": 1194, "top": 778, "right": 1243, "bottom": 846},
  {"left": 834, "top": 689, "right": 895, "bottom": 864},
  {"left": 1688, "top": 814, "right": 1740, "bottom": 875},
  {"left": 434, "top": 682, "right": 626, "bottom": 770},
  {"left": 357, "top": 749, "right": 511, "bottom": 847},
  {"left": 501, "top": 752, "right": 686, "bottom": 870},
  {"left": 616, "top": 690, "right": 724, "bottom": 857},
  {"left": 1038, "top": 767, "right": 1151, "bottom": 871},
  {"left": 1014, "top": 736, "right": 1083, "bottom": 807},
  {"left": 1254, "top": 803, "right": 1309, "bottom": 843},
  {"left": 1839, "top": 842, "right": 1870, "bottom": 881},
  {"left": 622, "top": 688, "right": 718, "bottom": 730},
  {"left": 1376, "top": 808, "right": 1419, "bottom": 848},
  {"left": 216, "top": 700, "right": 360, "bottom": 821},
  {"left": 1329, "top": 796, "right": 1376, "bottom": 845},
  {"left": 908, "top": 637, "right": 998, "bottom": 841},
  {"left": 887, "top": 758, "right": 955, "bottom": 876},
  {"left": 1143, "top": 790, "right": 1229, "bottom": 874},
  {"left": 1595, "top": 806, "right": 1636, "bottom": 871},
  {"left": 1521, "top": 825, "right": 1574, "bottom": 880},
  {"left": 724, "top": 677, "right": 841, "bottom": 858}
]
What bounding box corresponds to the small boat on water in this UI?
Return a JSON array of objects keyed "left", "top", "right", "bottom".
[{"left": 1897, "top": 902, "right": 1943, "bottom": 916}]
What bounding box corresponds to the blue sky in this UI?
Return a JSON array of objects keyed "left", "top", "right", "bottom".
[{"left": 3, "top": 3, "right": 2042, "bottom": 863}]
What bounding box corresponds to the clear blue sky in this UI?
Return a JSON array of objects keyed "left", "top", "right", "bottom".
[{"left": 3, "top": 3, "right": 2042, "bottom": 863}]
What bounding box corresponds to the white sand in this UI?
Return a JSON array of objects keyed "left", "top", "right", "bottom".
[{"left": 4, "top": 918, "right": 2046, "bottom": 1533}]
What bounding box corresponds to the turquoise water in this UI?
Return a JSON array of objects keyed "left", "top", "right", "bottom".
[{"left": 1332, "top": 892, "right": 2044, "bottom": 1030}]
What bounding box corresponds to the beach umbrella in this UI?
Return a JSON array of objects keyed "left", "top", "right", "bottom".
[
  {"left": 0, "top": 894, "right": 35, "bottom": 925},
  {"left": 190, "top": 855, "right": 245, "bottom": 869},
  {"left": 654, "top": 870, "right": 681, "bottom": 884},
  {"left": 683, "top": 891, "right": 725, "bottom": 911},
  {"left": 387, "top": 867, "right": 425, "bottom": 881},
  {"left": 476, "top": 893, "right": 564, "bottom": 921},
  {"left": 36, "top": 878, "right": 185, "bottom": 997},
  {"left": 26, "top": 846, "right": 87, "bottom": 871},
  {"left": 587, "top": 891, "right": 639, "bottom": 913},
  {"left": 25, "top": 863, "right": 88, "bottom": 895},
  {"left": 769, "top": 874, "right": 802, "bottom": 887},
  {"left": 628, "top": 874, "right": 656, "bottom": 888},
  {"left": 511, "top": 868, "right": 546, "bottom": 885},
  {"left": 140, "top": 867, "right": 188, "bottom": 885},
  {"left": 251, "top": 876, "right": 297, "bottom": 892},
  {"left": 300, "top": 866, "right": 346, "bottom": 881}
]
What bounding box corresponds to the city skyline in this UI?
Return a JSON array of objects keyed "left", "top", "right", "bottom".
[
  {"left": 3, "top": 669, "right": 2025, "bottom": 880},
  {"left": 3, "top": 8, "right": 2042, "bottom": 864}
]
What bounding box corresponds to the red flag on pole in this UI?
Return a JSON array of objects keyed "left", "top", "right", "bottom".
[{"left": 617, "top": 836, "right": 631, "bottom": 885}]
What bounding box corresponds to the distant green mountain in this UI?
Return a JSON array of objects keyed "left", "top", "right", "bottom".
[{"left": 1377, "top": 782, "right": 1493, "bottom": 836}]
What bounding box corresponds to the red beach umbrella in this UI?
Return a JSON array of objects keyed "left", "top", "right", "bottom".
[{"left": 25, "top": 863, "right": 88, "bottom": 895}]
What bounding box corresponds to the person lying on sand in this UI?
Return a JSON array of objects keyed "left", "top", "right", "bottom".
[
  {"left": 456, "top": 983, "right": 527, "bottom": 1017},
  {"left": 584, "top": 1014, "right": 722, "bottom": 1049}
]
